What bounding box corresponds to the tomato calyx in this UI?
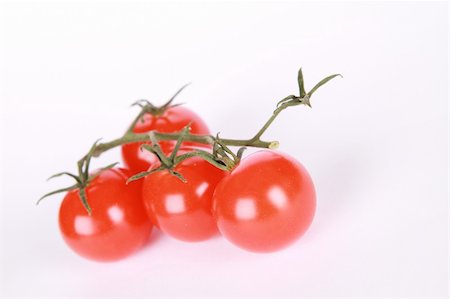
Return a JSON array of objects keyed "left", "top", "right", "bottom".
[
  {"left": 37, "top": 140, "right": 119, "bottom": 214},
  {"left": 127, "top": 125, "right": 192, "bottom": 183},
  {"left": 275, "top": 70, "right": 341, "bottom": 109},
  {"left": 126, "top": 126, "right": 241, "bottom": 184},
  {"left": 127, "top": 83, "right": 191, "bottom": 133}
]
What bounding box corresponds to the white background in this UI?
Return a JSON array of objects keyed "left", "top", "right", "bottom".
[{"left": 0, "top": 1, "right": 448, "bottom": 298}]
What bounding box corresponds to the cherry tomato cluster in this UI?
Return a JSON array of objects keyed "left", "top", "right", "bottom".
[{"left": 42, "top": 68, "right": 340, "bottom": 262}]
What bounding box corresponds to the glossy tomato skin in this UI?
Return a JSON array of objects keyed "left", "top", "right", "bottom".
[
  {"left": 59, "top": 168, "right": 152, "bottom": 262},
  {"left": 121, "top": 106, "right": 210, "bottom": 173},
  {"left": 212, "top": 150, "right": 316, "bottom": 253},
  {"left": 142, "top": 153, "right": 226, "bottom": 242}
]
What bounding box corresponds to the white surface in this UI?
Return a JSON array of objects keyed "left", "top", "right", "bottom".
[{"left": 0, "top": 1, "right": 448, "bottom": 298}]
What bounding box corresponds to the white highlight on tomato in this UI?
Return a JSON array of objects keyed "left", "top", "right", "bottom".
[
  {"left": 196, "top": 182, "right": 209, "bottom": 197},
  {"left": 165, "top": 194, "right": 185, "bottom": 214},
  {"left": 74, "top": 216, "right": 95, "bottom": 235},
  {"left": 108, "top": 205, "right": 124, "bottom": 223},
  {"left": 268, "top": 186, "right": 288, "bottom": 209},
  {"left": 235, "top": 198, "right": 257, "bottom": 220}
]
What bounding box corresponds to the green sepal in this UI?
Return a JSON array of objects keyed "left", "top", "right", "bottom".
[
  {"left": 236, "top": 147, "right": 247, "bottom": 161},
  {"left": 47, "top": 172, "right": 81, "bottom": 184},
  {"left": 298, "top": 68, "right": 306, "bottom": 97},
  {"left": 87, "top": 162, "right": 119, "bottom": 183},
  {"left": 84, "top": 138, "right": 102, "bottom": 181},
  {"left": 130, "top": 101, "right": 146, "bottom": 109},
  {"left": 131, "top": 99, "right": 154, "bottom": 109},
  {"left": 169, "top": 170, "right": 187, "bottom": 183},
  {"left": 37, "top": 184, "right": 78, "bottom": 205},
  {"left": 276, "top": 95, "right": 296, "bottom": 108},
  {"left": 175, "top": 150, "right": 229, "bottom": 171},
  {"left": 141, "top": 143, "right": 155, "bottom": 153},
  {"left": 79, "top": 187, "right": 91, "bottom": 215},
  {"left": 147, "top": 131, "right": 173, "bottom": 167},
  {"left": 126, "top": 166, "right": 165, "bottom": 184},
  {"left": 307, "top": 74, "right": 342, "bottom": 97},
  {"left": 215, "top": 135, "right": 238, "bottom": 161},
  {"left": 161, "top": 83, "right": 191, "bottom": 109},
  {"left": 169, "top": 124, "right": 191, "bottom": 161},
  {"left": 100, "top": 162, "right": 119, "bottom": 171}
]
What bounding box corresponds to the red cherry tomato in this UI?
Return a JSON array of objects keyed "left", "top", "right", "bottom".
[
  {"left": 212, "top": 150, "right": 316, "bottom": 253},
  {"left": 59, "top": 168, "right": 152, "bottom": 262},
  {"left": 121, "top": 106, "right": 210, "bottom": 173},
  {"left": 142, "top": 151, "right": 226, "bottom": 242}
]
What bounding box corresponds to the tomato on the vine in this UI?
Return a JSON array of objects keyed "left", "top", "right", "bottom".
[
  {"left": 212, "top": 150, "right": 316, "bottom": 253},
  {"left": 40, "top": 67, "right": 339, "bottom": 259},
  {"left": 142, "top": 149, "right": 226, "bottom": 242},
  {"left": 121, "top": 106, "right": 210, "bottom": 173},
  {"left": 59, "top": 168, "right": 152, "bottom": 262}
]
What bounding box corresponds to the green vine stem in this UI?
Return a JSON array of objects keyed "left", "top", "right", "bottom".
[
  {"left": 75, "top": 69, "right": 342, "bottom": 176},
  {"left": 39, "top": 67, "right": 341, "bottom": 213}
]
